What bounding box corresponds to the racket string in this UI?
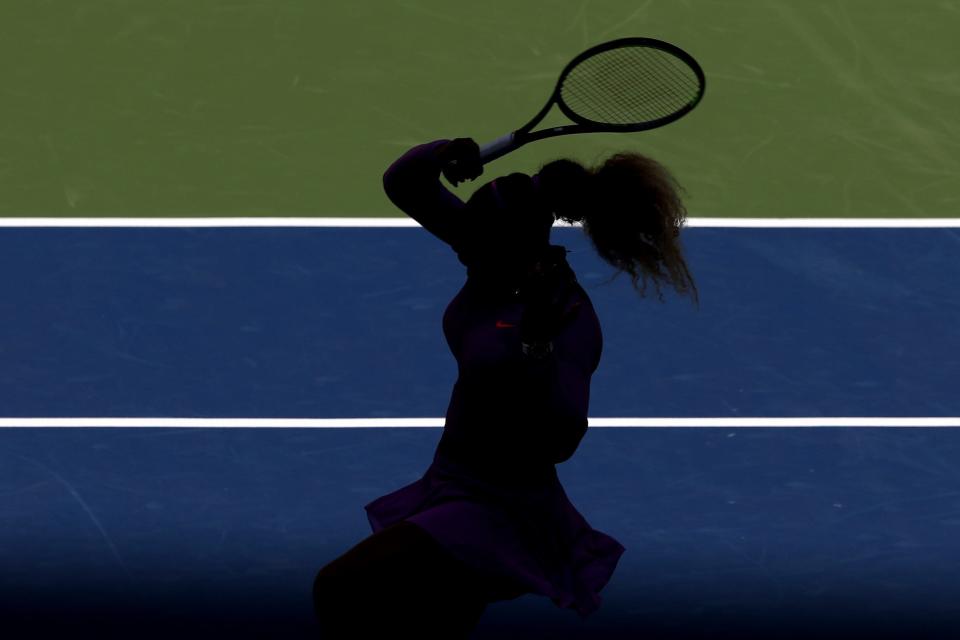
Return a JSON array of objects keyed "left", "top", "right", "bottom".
[
  {"left": 597, "top": 57, "right": 685, "bottom": 119},
  {"left": 579, "top": 52, "right": 693, "bottom": 121},
  {"left": 561, "top": 46, "right": 701, "bottom": 125},
  {"left": 615, "top": 48, "right": 698, "bottom": 113},
  {"left": 643, "top": 49, "right": 700, "bottom": 102}
]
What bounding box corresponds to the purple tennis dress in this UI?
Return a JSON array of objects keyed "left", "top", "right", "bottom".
[{"left": 364, "top": 140, "right": 625, "bottom": 617}]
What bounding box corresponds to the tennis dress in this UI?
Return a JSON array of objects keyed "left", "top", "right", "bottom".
[{"left": 364, "top": 140, "right": 625, "bottom": 617}]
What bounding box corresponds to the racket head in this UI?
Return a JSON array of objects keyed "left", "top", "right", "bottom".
[
  {"left": 550, "top": 37, "right": 706, "bottom": 133},
  {"left": 477, "top": 37, "right": 706, "bottom": 165}
]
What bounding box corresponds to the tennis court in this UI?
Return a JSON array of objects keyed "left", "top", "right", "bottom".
[{"left": 2, "top": 2, "right": 959, "bottom": 638}]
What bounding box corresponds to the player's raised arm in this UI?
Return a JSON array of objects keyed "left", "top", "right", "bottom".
[{"left": 382, "top": 138, "right": 483, "bottom": 249}]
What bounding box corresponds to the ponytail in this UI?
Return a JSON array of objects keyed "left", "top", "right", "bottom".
[{"left": 536, "top": 153, "right": 698, "bottom": 305}]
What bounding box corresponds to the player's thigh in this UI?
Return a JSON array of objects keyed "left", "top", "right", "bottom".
[
  {"left": 313, "top": 520, "right": 488, "bottom": 621},
  {"left": 315, "top": 520, "right": 430, "bottom": 580}
]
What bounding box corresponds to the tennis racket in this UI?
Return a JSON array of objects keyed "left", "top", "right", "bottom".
[{"left": 472, "top": 37, "right": 705, "bottom": 165}]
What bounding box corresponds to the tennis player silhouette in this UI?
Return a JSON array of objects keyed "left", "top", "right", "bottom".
[{"left": 312, "top": 137, "right": 697, "bottom": 638}]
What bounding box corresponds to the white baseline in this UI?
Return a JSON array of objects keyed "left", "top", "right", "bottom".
[
  {"left": 1, "top": 417, "right": 958, "bottom": 428},
  {"left": 0, "top": 218, "right": 959, "bottom": 228}
]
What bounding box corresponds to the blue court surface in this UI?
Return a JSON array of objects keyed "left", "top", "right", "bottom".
[{"left": 2, "top": 225, "right": 959, "bottom": 639}]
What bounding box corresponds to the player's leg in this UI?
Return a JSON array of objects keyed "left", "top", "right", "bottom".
[{"left": 313, "top": 519, "right": 490, "bottom": 638}]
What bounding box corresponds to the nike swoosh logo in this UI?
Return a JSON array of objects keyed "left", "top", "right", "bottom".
[{"left": 495, "top": 320, "right": 516, "bottom": 328}]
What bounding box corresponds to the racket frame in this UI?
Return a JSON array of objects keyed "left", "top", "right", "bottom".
[{"left": 479, "top": 37, "right": 706, "bottom": 164}]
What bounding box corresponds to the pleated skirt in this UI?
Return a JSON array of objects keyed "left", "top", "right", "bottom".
[{"left": 364, "top": 448, "right": 625, "bottom": 617}]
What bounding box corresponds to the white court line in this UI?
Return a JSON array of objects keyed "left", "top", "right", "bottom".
[
  {"left": 0, "top": 218, "right": 959, "bottom": 228},
  {"left": 2, "top": 220, "right": 955, "bottom": 429},
  {"left": 1, "top": 417, "right": 959, "bottom": 428}
]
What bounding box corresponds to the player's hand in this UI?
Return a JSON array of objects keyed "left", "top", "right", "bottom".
[{"left": 436, "top": 138, "right": 483, "bottom": 186}]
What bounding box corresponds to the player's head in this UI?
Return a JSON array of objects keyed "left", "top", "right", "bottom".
[
  {"left": 536, "top": 153, "right": 698, "bottom": 304},
  {"left": 466, "top": 172, "right": 554, "bottom": 258}
]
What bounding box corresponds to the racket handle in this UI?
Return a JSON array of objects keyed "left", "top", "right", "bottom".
[{"left": 479, "top": 132, "right": 519, "bottom": 164}]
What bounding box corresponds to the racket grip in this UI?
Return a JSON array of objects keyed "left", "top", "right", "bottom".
[{"left": 479, "top": 132, "right": 519, "bottom": 164}]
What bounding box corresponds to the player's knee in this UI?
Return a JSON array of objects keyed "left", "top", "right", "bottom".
[
  {"left": 313, "top": 570, "right": 356, "bottom": 636},
  {"left": 312, "top": 568, "right": 343, "bottom": 611}
]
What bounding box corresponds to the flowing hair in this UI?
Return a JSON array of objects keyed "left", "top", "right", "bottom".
[{"left": 537, "top": 153, "right": 698, "bottom": 305}]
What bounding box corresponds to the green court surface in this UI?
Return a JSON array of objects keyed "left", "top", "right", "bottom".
[{"left": 0, "top": 0, "right": 957, "bottom": 219}]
